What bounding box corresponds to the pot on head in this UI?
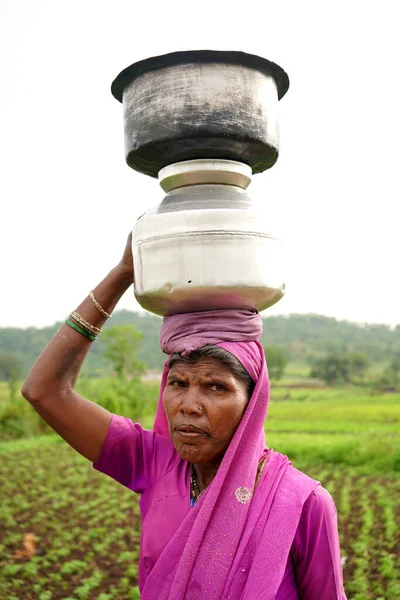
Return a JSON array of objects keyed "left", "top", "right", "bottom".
[{"left": 112, "top": 50, "right": 289, "bottom": 316}]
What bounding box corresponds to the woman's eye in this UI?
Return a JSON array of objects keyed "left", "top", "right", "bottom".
[
  {"left": 171, "top": 380, "right": 185, "bottom": 387},
  {"left": 209, "top": 383, "right": 226, "bottom": 392}
]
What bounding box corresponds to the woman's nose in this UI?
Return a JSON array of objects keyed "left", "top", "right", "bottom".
[{"left": 179, "top": 390, "right": 203, "bottom": 415}]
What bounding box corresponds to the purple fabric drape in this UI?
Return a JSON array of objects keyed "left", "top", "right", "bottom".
[{"left": 143, "top": 310, "right": 318, "bottom": 599}]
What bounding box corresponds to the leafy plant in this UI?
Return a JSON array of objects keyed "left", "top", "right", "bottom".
[
  {"left": 263, "top": 346, "right": 287, "bottom": 380},
  {"left": 102, "top": 325, "right": 146, "bottom": 380},
  {"left": 0, "top": 354, "right": 22, "bottom": 401}
]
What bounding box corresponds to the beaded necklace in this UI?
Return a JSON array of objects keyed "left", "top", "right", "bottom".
[{"left": 190, "top": 464, "right": 205, "bottom": 507}]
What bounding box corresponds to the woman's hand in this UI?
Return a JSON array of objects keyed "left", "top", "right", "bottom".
[{"left": 117, "top": 232, "right": 134, "bottom": 284}]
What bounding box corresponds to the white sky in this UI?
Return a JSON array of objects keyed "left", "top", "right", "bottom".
[{"left": 1, "top": 0, "right": 399, "bottom": 328}]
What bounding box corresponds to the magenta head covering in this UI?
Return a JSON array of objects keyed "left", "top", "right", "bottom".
[
  {"left": 160, "top": 308, "right": 263, "bottom": 357},
  {"left": 144, "top": 309, "right": 318, "bottom": 600}
]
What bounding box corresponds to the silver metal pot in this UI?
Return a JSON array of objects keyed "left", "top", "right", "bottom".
[{"left": 132, "top": 160, "right": 285, "bottom": 316}]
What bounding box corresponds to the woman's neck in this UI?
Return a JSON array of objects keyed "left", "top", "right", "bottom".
[{"left": 193, "top": 459, "right": 222, "bottom": 491}]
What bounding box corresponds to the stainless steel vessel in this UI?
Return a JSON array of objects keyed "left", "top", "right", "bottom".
[
  {"left": 111, "top": 51, "right": 289, "bottom": 316},
  {"left": 132, "top": 160, "right": 284, "bottom": 316}
]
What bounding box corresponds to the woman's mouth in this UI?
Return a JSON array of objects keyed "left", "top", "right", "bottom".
[{"left": 175, "top": 424, "right": 207, "bottom": 439}]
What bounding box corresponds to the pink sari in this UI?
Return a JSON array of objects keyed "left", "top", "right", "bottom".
[{"left": 143, "top": 310, "right": 318, "bottom": 599}]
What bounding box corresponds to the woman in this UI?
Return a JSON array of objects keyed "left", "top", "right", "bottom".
[{"left": 22, "top": 236, "right": 347, "bottom": 599}]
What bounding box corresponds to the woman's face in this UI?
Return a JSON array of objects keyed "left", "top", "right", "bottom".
[{"left": 163, "top": 357, "right": 249, "bottom": 465}]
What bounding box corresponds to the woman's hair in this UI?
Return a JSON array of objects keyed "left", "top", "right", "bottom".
[{"left": 168, "top": 345, "right": 255, "bottom": 398}]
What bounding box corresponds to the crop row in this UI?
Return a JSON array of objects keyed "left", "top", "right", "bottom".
[
  {"left": 305, "top": 465, "right": 400, "bottom": 599},
  {"left": 0, "top": 440, "right": 399, "bottom": 599}
]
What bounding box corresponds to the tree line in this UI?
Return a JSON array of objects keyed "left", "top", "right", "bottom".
[
  {"left": 1, "top": 311, "right": 399, "bottom": 381},
  {"left": 1, "top": 316, "right": 399, "bottom": 439}
]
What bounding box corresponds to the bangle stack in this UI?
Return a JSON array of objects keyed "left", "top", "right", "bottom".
[
  {"left": 65, "top": 311, "right": 102, "bottom": 342},
  {"left": 65, "top": 292, "right": 112, "bottom": 342}
]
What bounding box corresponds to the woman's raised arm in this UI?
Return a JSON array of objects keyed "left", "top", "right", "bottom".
[{"left": 21, "top": 234, "right": 134, "bottom": 463}]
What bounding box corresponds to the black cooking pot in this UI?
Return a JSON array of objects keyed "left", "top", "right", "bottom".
[{"left": 112, "top": 50, "right": 289, "bottom": 178}]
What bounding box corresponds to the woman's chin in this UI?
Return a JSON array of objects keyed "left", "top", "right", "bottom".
[
  {"left": 172, "top": 439, "right": 221, "bottom": 465},
  {"left": 174, "top": 442, "right": 203, "bottom": 463},
  {"left": 172, "top": 437, "right": 207, "bottom": 463}
]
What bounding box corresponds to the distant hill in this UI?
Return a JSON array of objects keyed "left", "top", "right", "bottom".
[{"left": 1, "top": 311, "right": 399, "bottom": 379}]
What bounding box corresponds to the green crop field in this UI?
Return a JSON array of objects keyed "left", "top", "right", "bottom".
[{"left": 0, "top": 382, "right": 399, "bottom": 599}]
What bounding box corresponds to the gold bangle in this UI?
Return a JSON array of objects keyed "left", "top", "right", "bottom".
[
  {"left": 70, "top": 311, "right": 102, "bottom": 335},
  {"left": 89, "top": 291, "right": 112, "bottom": 319}
]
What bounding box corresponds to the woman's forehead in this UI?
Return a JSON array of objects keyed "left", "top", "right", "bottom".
[{"left": 168, "top": 357, "right": 235, "bottom": 378}]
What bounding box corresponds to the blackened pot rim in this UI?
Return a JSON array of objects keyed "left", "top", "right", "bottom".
[{"left": 111, "top": 49, "right": 289, "bottom": 103}]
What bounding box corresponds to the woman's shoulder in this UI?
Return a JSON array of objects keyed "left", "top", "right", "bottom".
[
  {"left": 94, "top": 414, "right": 180, "bottom": 494},
  {"left": 280, "top": 459, "right": 336, "bottom": 514},
  {"left": 301, "top": 485, "right": 338, "bottom": 524},
  {"left": 107, "top": 413, "right": 176, "bottom": 448},
  {"left": 269, "top": 450, "right": 320, "bottom": 502}
]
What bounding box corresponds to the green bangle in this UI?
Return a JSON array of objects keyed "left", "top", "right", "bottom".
[{"left": 65, "top": 319, "right": 97, "bottom": 342}]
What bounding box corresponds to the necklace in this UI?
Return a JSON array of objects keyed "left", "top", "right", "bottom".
[
  {"left": 189, "top": 457, "right": 267, "bottom": 508},
  {"left": 190, "top": 464, "right": 204, "bottom": 507}
]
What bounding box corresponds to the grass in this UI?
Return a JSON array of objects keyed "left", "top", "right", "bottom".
[
  {"left": 267, "top": 431, "right": 400, "bottom": 472},
  {"left": 0, "top": 382, "right": 10, "bottom": 404},
  {"left": 0, "top": 434, "right": 61, "bottom": 455},
  {"left": 266, "top": 386, "right": 400, "bottom": 472}
]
